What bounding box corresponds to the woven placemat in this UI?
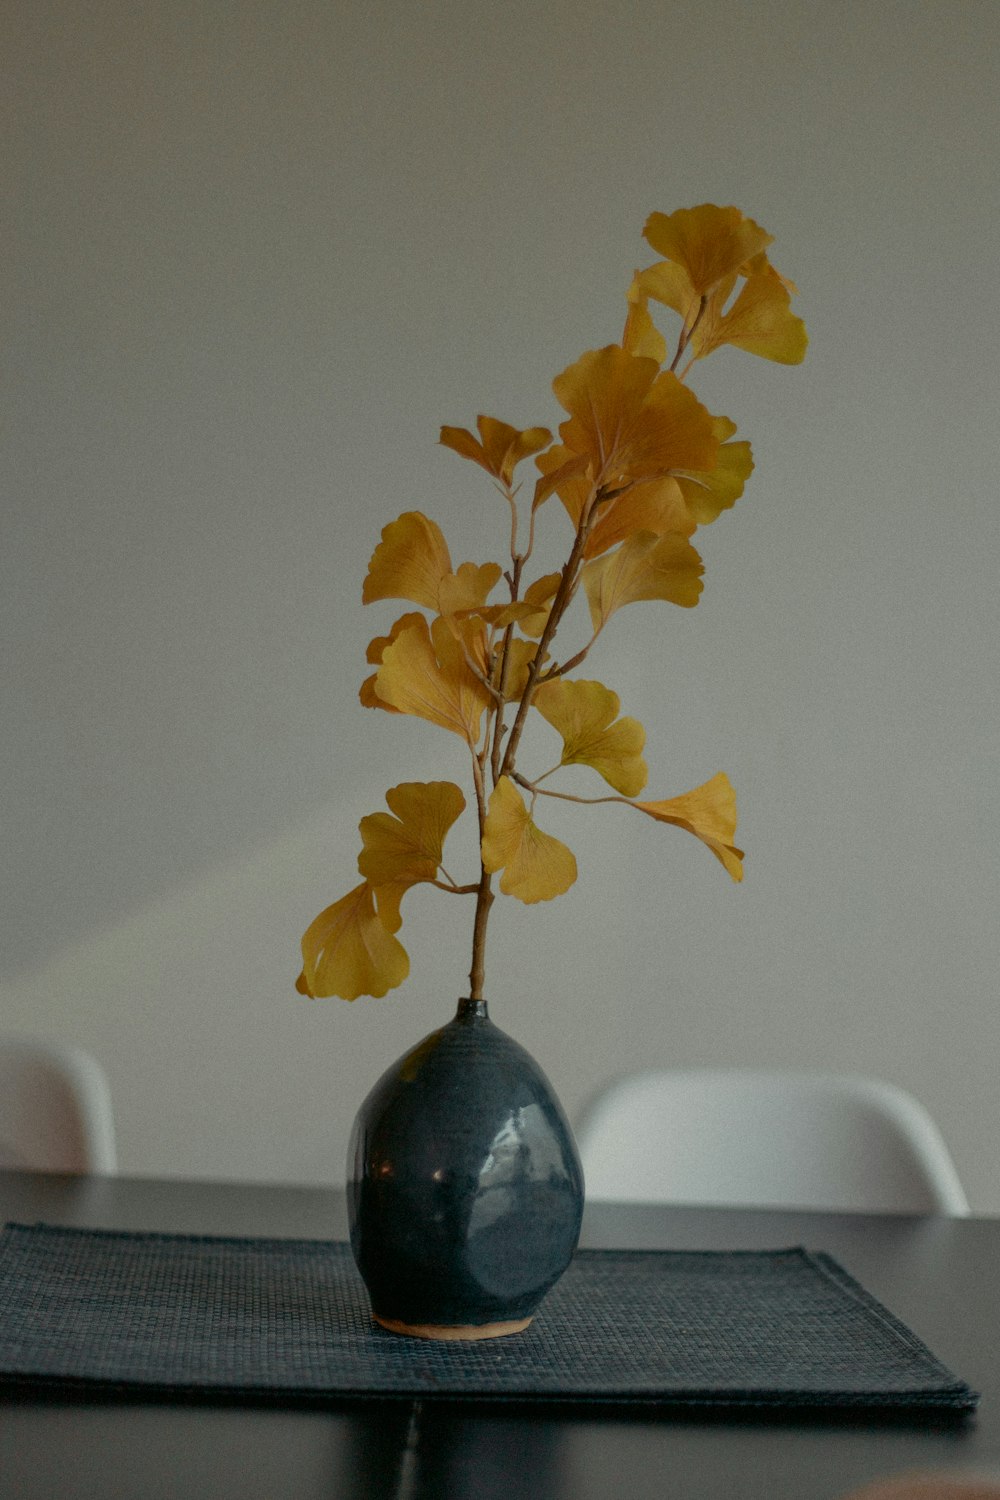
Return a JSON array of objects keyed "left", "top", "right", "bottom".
[{"left": 0, "top": 1223, "right": 978, "bottom": 1410}]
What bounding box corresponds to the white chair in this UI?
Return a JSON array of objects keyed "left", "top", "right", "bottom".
[
  {"left": 576, "top": 1069, "right": 969, "bottom": 1215},
  {"left": 0, "top": 1038, "right": 117, "bottom": 1175}
]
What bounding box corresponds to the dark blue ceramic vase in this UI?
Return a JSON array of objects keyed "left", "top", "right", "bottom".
[{"left": 347, "top": 998, "right": 584, "bottom": 1340}]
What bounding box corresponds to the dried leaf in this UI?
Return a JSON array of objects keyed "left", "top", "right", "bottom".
[
  {"left": 533, "top": 678, "right": 647, "bottom": 795},
  {"left": 553, "top": 345, "right": 657, "bottom": 481},
  {"left": 502, "top": 637, "right": 545, "bottom": 700},
  {"left": 622, "top": 280, "right": 667, "bottom": 363},
  {"left": 643, "top": 205, "right": 773, "bottom": 296},
  {"left": 532, "top": 451, "right": 590, "bottom": 512},
  {"left": 535, "top": 443, "right": 593, "bottom": 530},
  {"left": 582, "top": 530, "right": 704, "bottom": 631},
  {"left": 674, "top": 416, "right": 754, "bottom": 526},
  {"left": 440, "top": 416, "right": 552, "bottom": 486},
  {"left": 363, "top": 512, "right": 452, "bottom": 610},
  {"left": 512, "top": 573, "right": 561, "bottom": 638},
  {"left": 358, "top": 780, "right": 466, "bottom": 894},
  {"left": 691, "top": 264, "right": 808, "bottom": 366},
  {"left": 586, "top": 476, "right": 694, "bottom": 557},
  {"left": 554, "top": 347, "right": 719, "bottom": 489},
  {"left": 360, "top": 611, "right": 425, "bottom": 711},
  {"left": 458, "top": 574, "right": 560, "bottom": 642},
  {"left": 436, "top": 610, "right": 492, "bottom": 678},
  {"left": 438, "top": 561, "right": 503, "bottom": 614},
  {"left": 632, "top": 772, "right": 744, "bottom": 881},
  {"left": 481, "top": 776, "right": 577, "bottom": 903},
  {"left": 631, "top": 261, "right": 701, "bottom": 326},
  {"left": 298, "top": 882, "right": 409, "bottom": 1000},
  {"left": 374, "top": 615, "right": 491, "bottom": 745}
]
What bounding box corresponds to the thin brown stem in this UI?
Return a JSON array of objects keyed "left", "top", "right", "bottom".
[
  {"left": 670, "top": 294, "right": 707, "bottom": 375},
  {"left": 522, "top": 493, "right": 543, "bottom": 566},
  {"left": 469, "top": 476, "right": 611, "bottom": 991},
  {"left": 501, "top": 481, "right": 519, "bottom": 560},
  {"left": 512, "top": 773, "right": 625, "bottom": 809},
  {"left": 468, "top": 749, "right": 494, "bottom": 1000},
  {"left": 538, "top": 629, "right": 600, "bottom": 683},
  {"left": 489, "top": 557, "right": 524, "bottom": 783},
  {"left": 498, "top": 503, "right": 598, "bottom": 779}
]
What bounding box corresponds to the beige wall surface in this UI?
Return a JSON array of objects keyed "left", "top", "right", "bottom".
[{"left": 4, "top": 1, "right": 999, "bottom": 1204}]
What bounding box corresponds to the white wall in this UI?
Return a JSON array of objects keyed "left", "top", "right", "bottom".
[{"left": 5, "top": 0, "right": 999, "bottom": 1205}]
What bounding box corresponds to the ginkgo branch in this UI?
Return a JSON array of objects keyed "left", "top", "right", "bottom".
[
  {"left": 540, "top": 631, "right": 600, "bottom": 683},
  {"left": 498, "top": 494, "right": 601, "bottom": 778},
  {"left": 299, "top": 205, "right": 805, "bottom": 1001},
  {"left": 489, "top": 557, "right": 525, "bottom": 782},
  {"left": 468, "top": 743, "right": 495, "bottom": 1000}
]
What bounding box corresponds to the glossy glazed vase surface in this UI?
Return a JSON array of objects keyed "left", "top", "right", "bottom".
[{"left": 348, "top": 999, "right": 584, "bottom": 1338}]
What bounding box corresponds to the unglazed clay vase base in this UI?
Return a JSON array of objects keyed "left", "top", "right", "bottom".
[
  {"left": 372, "top": 1314, "right": 533, "bottom": 1341},
  {"left": 348, "top": 998, "right": 584, "bottom": 1340}
]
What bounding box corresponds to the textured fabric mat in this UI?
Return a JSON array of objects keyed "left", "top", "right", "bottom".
[{"left": 0, "top": 1223, "right": 978, "bottom": 1410}]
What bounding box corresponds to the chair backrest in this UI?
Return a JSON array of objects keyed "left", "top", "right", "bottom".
[
  {"left": 0, "top": 1038, "right": 117, "bottom": 1175},
  {"left": 576, "top": 1069, "right": 969, "bottom": 1215}
]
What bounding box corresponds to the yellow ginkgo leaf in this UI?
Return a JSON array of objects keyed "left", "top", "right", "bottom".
[
  {"left": 533, "top": 679, "right": 648, "bottom": 796},
  {"left": 374, "top": 615, "right": 491, "bottom": 745},
  {"left": 532, "top": 451, "right": 590, "bottom": 513},
  {"left": 368, "top": 882, "right": 409, "bottom": 935},
  {"left": 690, "top": 264, "right": 807, "bottom": 366},
  {"left": 555, "top": 347, "right": 719, "bottom": 489},
  {"left": 631, "top": 772, "right": 744, "bottom": 881},
  {"left": 481, "top": 776, "right": 577, "bottom": 904},
  {"left": 535, "top": 443, "right": 593, "bottom": 530},
  {"left": 586, "top": 476, "right": 694, "bottom": 557},
  {"left": 552, "top": 345, "right": 656, "bottom": 482},
  {"left": 631, "top": 261, "right": 701, "bottom": 327},
  {"left": 438, "top": 561, "right": 503, "bottom": 614},
  {"left": 477, "top": 596, "right": 552, "bottom": 641},
  {"left": 360, "top": 611, "right": 425, "bottom": 711},
  {"left": 297, "top": 882, "right": 410, "bottom": 1000},
  {"left": 674, "top": 416, "right": 754, "bottom": 526},
  {"left": 743, "top": 249, "right": 799, "bottom": 294},
  {"left": 457, "top": 599, "right": 536, "bottom": 630},
  {"left": 363, "top": 512, "right": 452, "bottom": 610},
  {"left": 358, "top": 674, "right": 389, "bottom": 711},
  {"left": 440, "top": 416, "right": 552, "bottom": 486},
  {"left": 553, "top": 345, "right": 658, "bottom": 480},
  {"left": 358, "top": 780, "right": 466, "bottom": 895},
  {"left": 621, "top": 281, "right": 667, "bottom": 364},
  {"left": 502, "top": 637, "right": 545, "bottom": 700},
  {"left": 643, "top": 205, "right": 773, "bottom": 296},
  {"left": 436, "top": 610, "right": 492, "bottom": 679},
  {"left": 623, "top": 368, "right": 720, "bottom": 478},
  {"left": 511, "top": 572, "right": 562, "bottom": 638},
  {"left": 364, "top": 612, "right": 426, "bottom": 667},
  {"left": 581, "top": 530, "right": 704, "bottom": 632}
]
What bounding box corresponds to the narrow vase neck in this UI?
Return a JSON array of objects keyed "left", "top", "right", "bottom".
[{"left": 455, "top": 997, "right": 489, "bottom": 1021}]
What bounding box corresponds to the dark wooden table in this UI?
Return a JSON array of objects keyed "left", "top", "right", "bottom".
[{"left": 1, "top": 1170, "right": 997, "bottom": 1499}]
